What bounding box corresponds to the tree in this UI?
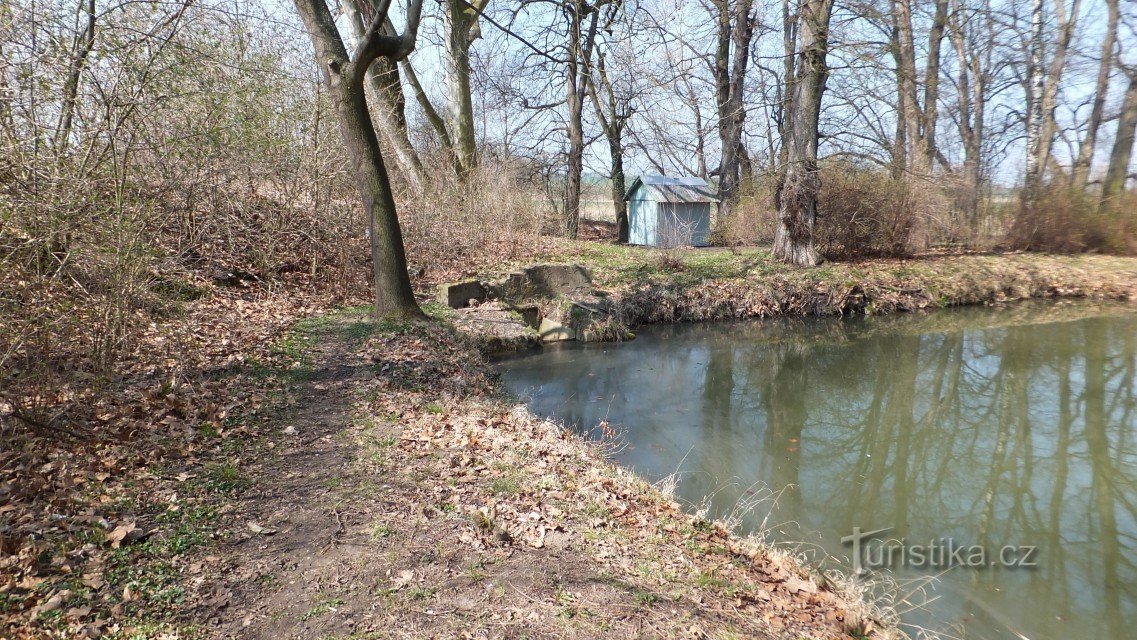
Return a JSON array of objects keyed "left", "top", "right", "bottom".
[
  {"left": 292, "top": 0, "right": 425, "bottom": 320},
  {"left": 772, "top": 0, "right": 834, "bottom": 266},
  {"left": 1023, "top": 0, "right": 1045, "bottom": 191},
  {"left": 712, "top": 0, "right": 756, "bottom": 219},
  {"left": 946, "top": 0, "right": 996, "bottom": 222},
  {"left": 444, "top": 0, "right": 488, "bottom": 176},
  {"left": 587, "top": 45, "right": 633, "bottom": 242},
  {"left": 563, "top": 0, "right": 602, "bottom": 239},
  {"left": 890, "top": 0, "right": 948, "bottom": 175},
  {"left": 1034, "top": 0, "right": 1082, "bottom": 180},
  {"left": 585, "top": 1, "right": 633, "bottom": 242},
  {"left": 1072, "top": 0, "right": 1118, "bottom": 189},
  {"left": 341, "top": 0, "right": 428, "bottom": 193},
  {"left": 1101, "top": 66, "right": 1137, "bottom": 204}
]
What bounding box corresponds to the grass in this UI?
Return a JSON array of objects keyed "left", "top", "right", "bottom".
[
  {"left": 204, "top": 461, "right": 249, "bottom": 494},
  {"left": 301, "top": 596, "right": 346, "bottom": 620}
]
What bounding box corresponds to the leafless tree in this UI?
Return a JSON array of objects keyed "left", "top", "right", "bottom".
[{"left": 292, "top": 0, "right": 425, "bottom": 319}]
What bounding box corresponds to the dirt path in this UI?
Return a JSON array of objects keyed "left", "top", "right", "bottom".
[
  {"left": 191, "top": 313, "right": 885, "bottom": 640},
  {"left": 198, "top": 317, "right": 381, "bottom": 638}
]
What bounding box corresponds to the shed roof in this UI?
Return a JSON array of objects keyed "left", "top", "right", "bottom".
[{"left": 624, "top": 175, "right": 718, "bottom": 204}]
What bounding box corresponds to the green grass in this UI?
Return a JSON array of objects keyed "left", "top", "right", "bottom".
[
  {"left": 204, "top": 461, "right": 249, "bottom": 494},
  {"left": 490, "top": 475, "right": 521, "bottom": 495},
  {"left": 301, "top": 596, "right": 346, "bottom": 620}
]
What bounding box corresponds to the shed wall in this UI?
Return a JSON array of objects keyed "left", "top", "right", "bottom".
[{"left": 657, "top": 202, "right": 711, "bottom": 247}]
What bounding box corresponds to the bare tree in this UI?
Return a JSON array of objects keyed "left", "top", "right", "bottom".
[
  {"left": 342, "top": 0, "right": 428, "bottom": 193},
  {"left": 1071, "top": 0, "right": 1118, "bottom": 189},
  {"left": 1023, "top": 0, "right": 1045, "bottom": 190},
  {"left": 1102, "top": 66, "right": 1137, "bottom": 204},
  {"left": 890, "top": 0, "right": 948, "bottom": 175},
  {"left": 444, "top": 0, "right": 489, "bottom": 176},
  {"left": 563, "top": 0, "right": 602, "bottom": 239},
  {"left": 292, "top": 0, "right": 424, "bottom": 319},
  {"left": 773, "top": 0, "right": 834, "bottom": 266},
  {"left": 586, "top": 27, "right": 634, "bottom": 242},
  {"left": 712, "top": 0, "right": 756, "bottom": 219},
  {"left": 1035, "top": 0, "right": 1081, "bottom": 178}
]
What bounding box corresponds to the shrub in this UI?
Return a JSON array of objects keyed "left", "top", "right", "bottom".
[
  {"left": 814, "top": 162, "right": 949, "bottom": 259},
  {"left": 711, "top": 176, "right": 778, "bottom": 247},
  {"left": 1008, "top": 185, "right": 1137, "bottom": 255},
  {"left": 398, "top": 159, "right": 552, "bottom": 280}
]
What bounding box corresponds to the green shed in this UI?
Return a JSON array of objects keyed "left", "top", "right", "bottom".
[{"left": 624, "top": 175, "right": 717, "bottom": 247}]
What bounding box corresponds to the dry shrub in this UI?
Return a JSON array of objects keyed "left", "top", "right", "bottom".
[
  {"left": 400, "top": 160, "right": 551, "bottom": 279},
  {"left": 815, "top": 162, "right": 950, "bottom": 259},
  {"left": 711, "top": 176, "right": 778, "bottom": 246},
  {"left": 1008, "top": 185, "right": 1137, "bottom": 255}
]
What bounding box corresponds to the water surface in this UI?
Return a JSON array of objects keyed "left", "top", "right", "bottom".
[{"left": 496, "top": 302, "right": 1137, "bottom": 640}]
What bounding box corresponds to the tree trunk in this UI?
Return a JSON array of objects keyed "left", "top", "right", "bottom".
[
  {"left": 920, "top": 0, "right": 948, "bottom": 171},
  {"left": 444, "top": 0, "right": 481, "bottom": 176},
  {"left": 947, "top": 0, "right": 989, "bottom": 226},
  {"left": 54, "top": 0, "right": 96, "bottom": 156},
  {"left": 293, "top": 0, "right": 424, "bottom": 320},
  {"left": 1101, "top": 71, "right": 1137, "bottom": 204},
  {"left": 563, "top": 2, "right": 598, "bottom": 240},
  {"left": 892, "top": 0, "right": 923, "bottom": 172},
  {"left": 1035, "top": 0, "right": 1081, "bottom": 181},
  {"left": 342, "top": 0, "right": 427, "bottom": 193},
  {"left": 1072, "top": 0, "right": 1118, "bottom": 188},
  {"left": 610, "top": 135, "right": 628, "bottom": 242},
  {"left": 773, "top": 0, "right": 833, "bottom": 266},
  {"left": 1023, "top": 0, "right": 1045, "bottom": 191}
]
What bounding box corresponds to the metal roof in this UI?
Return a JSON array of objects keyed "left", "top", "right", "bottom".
[{"left": 624, "top": 175, "right": 719, "bottom": 204}]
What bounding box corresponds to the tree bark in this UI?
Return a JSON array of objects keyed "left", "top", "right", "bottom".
[
  {"left": 54, "top": 0, "right": 96, "bottom": 156},
  {"left": 920, "top": 0, "right": 948, "bottom": 171},
  {"left": 610, "top": 136, "right": 628, "bottom": 242},
  {"left": 772, "top": 0, "right": 834, "bottom": 266},
  {"left": 1101, "top": 70, "right": 1137, "bottom": 204},
  {"left": 585, "top": 46, "right": 630, "bottom": 243},
  {"left": 1072, "top": 0, "right": 1118, "bottom": 189},
  {"left": 1035, "top": 0, "right": 1081, "bottom": 181},
  {"left": 947, "top": 0, "right": 988, "bottom": 226},
  {"left": 293, "top": 0, "right": 424, "bottom": 320},
  {"left": 563, "top": 1, "right": 599, "bottom": 240},
  {"left": 1023, "top": 0, "right": 1045, "bottom": 191}
]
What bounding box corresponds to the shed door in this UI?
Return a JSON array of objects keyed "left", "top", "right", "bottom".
[{"left": 629, "top": 197, "right": 655, "bottom": 246}]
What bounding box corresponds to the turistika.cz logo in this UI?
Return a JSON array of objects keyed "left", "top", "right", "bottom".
[{"left": 841, "top": 526, "right": 1038, "bottom": 575}]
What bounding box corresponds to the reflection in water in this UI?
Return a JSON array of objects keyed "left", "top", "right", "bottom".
[{"left": 496, "top": 303, "right": 1137, "bottom": 640}]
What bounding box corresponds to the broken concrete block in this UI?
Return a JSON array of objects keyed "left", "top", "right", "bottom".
[
  {"left": 538, "top": 318, "right": 575, "bottom": 342},
  {"left": 438, "top": 280, "right": 486, "bottom": 309},
  {"left": 492, "top": 264, "right": 593, "bottom": 301}
]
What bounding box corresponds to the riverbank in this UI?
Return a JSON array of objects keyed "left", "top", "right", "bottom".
[
  {"left": 540, "top": 244, "right": 1137, "bottom": 339},
  {"left": 4, "top": 247, "right": 1135, "bottom": 639},
  {"left": 444, "top": 244, "right": 1137, "bottom": 350}
]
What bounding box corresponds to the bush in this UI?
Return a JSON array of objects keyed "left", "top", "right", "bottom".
[
  {"left": 1007, "top": 185, "right": 1137, "bottom": 255},
  {"left": 711, "top": 176, "right": 778, "bottom": 247},
  {"left": 814, "top": 162, "right": 949, "bottom": 259},
  {"left": 399, "top": 160, "right": 551, "bottom": 280}
]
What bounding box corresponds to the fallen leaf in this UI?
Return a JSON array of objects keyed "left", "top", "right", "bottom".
[{"left": 106, "top": 522, "right": 139, "bottom": 548}]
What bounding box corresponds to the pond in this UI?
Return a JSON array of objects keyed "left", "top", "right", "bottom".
[{"left": 495, "top": 301, "right": 1137, "bottom": 640}]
